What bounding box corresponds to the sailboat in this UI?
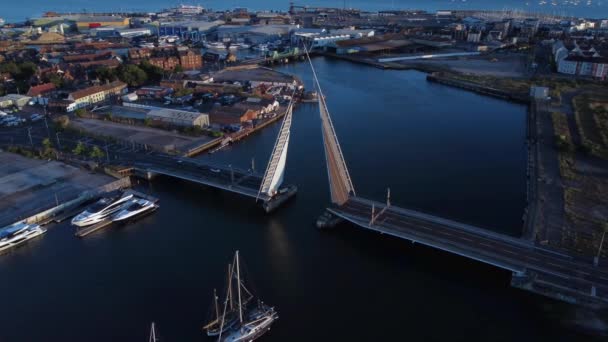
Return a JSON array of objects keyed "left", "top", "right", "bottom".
[
  {"left": 149, "top": 322, "right": 159, "bottom": 342},
  {"left": 203, "top": 265, "right": 239, "bottom": 336},
  {"left": 218, "top": 251, "right": 278, "bottom": 342}
]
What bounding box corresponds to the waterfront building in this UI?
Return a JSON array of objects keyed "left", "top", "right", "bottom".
[
  {"left": 75, "top": 16, "right": 130, "bottom": 32},
  {"left": 174, "top": 5, "right": 204, "bottom": 15},
  {"left": 467, "top": 31, "right": 482, "bottom": 43},
  {"left": 131, "top": 47, "right": 202, "bottom": 71},
  {"left": 66, "top": 81, "right": 127, "bottom": 111},
  {"left": 177, "top": 47, "right": 203, "bottom": 70},
  {"left": 209, "top": 106, "right": 257, "bottom": 126},
  {"left": 215, "top": 24, "right": 295, "bottom": 44},
  {"left": 136, "top": 87, "right": 173, "bottom": 99},
  {"left": 553, "top": 40, "right": 608, "bottom": 79},
  {"left": 158, "top": 20, "right": 224, "bottom": 42},
  {"left": 26, "top": 83, "right": 56, "bottom": 105},
  {"left": 0, "top": 94, "right": 31, "bottom": 109},
  {"left": 147, "top": 108, "right": 209, "bottom": 127}
]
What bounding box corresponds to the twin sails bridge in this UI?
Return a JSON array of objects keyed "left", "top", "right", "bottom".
[
  {"left": 119, "top": 46, "right": 608, "bottom": 307},
  {"left": 121, "top": 98, "right": 296, "bottom": 213},
  {"left": 302, "top": 47, "right": 608, "bottom": 308}
]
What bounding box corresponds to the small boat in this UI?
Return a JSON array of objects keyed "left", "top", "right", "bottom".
[
  {"left": 229, "top": 43, "right": 251, "bottom": 50},
  {"left": 253, "top": 44, "right": 269, "bottom": 52},
  {"left": 71, "top": 192, "right": 133, "bottom": 227},
  {"left": 0, "top": 222, "right": 46, "bottom": 253},
  {"left": 205, "top": 41, "right": 228, "bottom": 50},
  {"left": 218, "top": 251, "right": 278, "bottom": 341},
  {"left": 111, "top": 198, "right": 158, "bottom": 222}
]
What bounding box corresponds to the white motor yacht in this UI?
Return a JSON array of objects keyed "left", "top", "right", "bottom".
[
  {"left": 0, "top": 223, "right": 46, "bottom": 253},
  {"left": 71, "top": 193, "right": 134, "bottom": 227},
  {"left": 229, "top": 43, "right": 251, "bottom": 50},
  {"left": 204, "top": 41, "right": 227, "bottom": 49},
  {"left": 253, "top": 44, "right": 269, "bottom": 51},
  {"left": 111, "top": 198, "right": 158, "bottom": 222}
]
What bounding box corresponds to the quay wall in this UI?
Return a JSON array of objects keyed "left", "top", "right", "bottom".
[{"left": 23, "top": 177, "right": 132, "bottom": 226}]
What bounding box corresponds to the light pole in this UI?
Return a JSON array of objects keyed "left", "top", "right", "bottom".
[
  {"left": 594, "top": 223, "right": 608, "bottom": 267},
  {"left": 27, "top": 127, "right": 33, "bottom": 147},
  {"left": 55, "top": 132, "right": 62, "bottom": 150},
  {"left": 43, "top": 116, "right": 50, "bottom": 138},
  {"left": 105, "top": 143, "right": 110, "bottom": 163}
]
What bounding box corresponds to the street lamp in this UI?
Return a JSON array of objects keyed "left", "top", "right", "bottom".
[
  {"left": 55, "top": 132, "right": 62, "bottom": 150},
  {"left": 27, "top": 127, "right": 33, "bottom": 147},
  {"left": 44, "top": 116, "right": 50, "bottom": 138},
  {"left": 594, "top": 223, "right": 608, "bottom": 267}
]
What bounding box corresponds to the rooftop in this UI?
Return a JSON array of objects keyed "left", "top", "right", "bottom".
[
  {"left": 27, "top": 83, "right": 56, "bottom": 97},
  {"left": 147, "top": 108, "right": 206, "bottom": 121},
  {"left": 69, "top": 81, "right": 127, "bottom": 100}
]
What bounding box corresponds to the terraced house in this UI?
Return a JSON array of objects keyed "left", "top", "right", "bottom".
[{"left": 66, "top": 81, "right": 127, "bottom": 111}]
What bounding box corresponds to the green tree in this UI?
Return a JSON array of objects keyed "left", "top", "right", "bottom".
[
  {"left": 173, "top": 65, "right": 184, "bottom": 73},
  {"left": 42, "top": 138, "right": 52, "bottom": 149},
  {"left": 74, "top": 108, "right": 86, "bottom": 118},
  {"left": 41, "top": 138, "right": 55, "bottom": 158},
  {"left": 89, "top": 146, "right": 105, "bottom": 159},
  {"left": 117, "top": 64, "right": 148, "bottom": 87},
  {"left": 46, "top": 73, "right": 63, "bottom": 88},
  {"left": 139, "top": 60, "right": 164, "bottom": 83},
  {"left": 72, "top": 142, "right": 86, "bottom": 155},
  {"left": 17, "top": 62, "right": 37, "bottom": 80},
  {"left": 93, "top": 66, "right": 117, "bottom": 83},
  {"left": 0, "top": 62, "right": 19, "bottom": 75}
]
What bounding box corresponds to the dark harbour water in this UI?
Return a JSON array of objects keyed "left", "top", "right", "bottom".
[{"left": 0, "top": 58, "right": 602, "bottom": 341}]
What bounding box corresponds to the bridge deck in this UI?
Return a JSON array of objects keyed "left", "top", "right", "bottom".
[
  {"left": 122, "top": 154, "right": 273, "bottom": 202},
  {"left": 329, "top": 197, "right": 608, "bottom": 306}
]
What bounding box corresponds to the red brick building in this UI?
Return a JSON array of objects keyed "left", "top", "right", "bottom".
[{"left": 129, "top": 47, "right": 202, "bottom": 71}]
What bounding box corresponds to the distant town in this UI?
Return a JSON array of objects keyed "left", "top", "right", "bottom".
[{"left": 1, "top": 2, "right": 608, "bottom": 322}]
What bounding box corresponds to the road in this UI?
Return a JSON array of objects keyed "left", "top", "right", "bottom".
[
  {"left": 330, "top": 197, "right": 608, "bottom": 306},
  {"left": 0, "top": 120, "right": 271, "bottom": 202}
]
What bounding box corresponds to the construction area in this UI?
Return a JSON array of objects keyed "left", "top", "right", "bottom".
[
  {"left": 70, "top": 118, "right": 218, "bottom": 154},
  {"left": 0, "top": 151, "right": 117, "bottom": 227}
]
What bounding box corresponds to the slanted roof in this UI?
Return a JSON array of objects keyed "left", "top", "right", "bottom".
[
  {"left": 69, "top": 81, "right": 126, "bottom": 100},
  {"left": 27, "top": 83, "right": 56, "bottom": 97}
]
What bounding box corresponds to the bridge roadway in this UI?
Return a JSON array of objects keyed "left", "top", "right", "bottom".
[
  {"left": 115, "top": 153, "right": 273, "bottom": 202},
  {"left": 329, "top": 197, "right": 608, "bottom": 307}
]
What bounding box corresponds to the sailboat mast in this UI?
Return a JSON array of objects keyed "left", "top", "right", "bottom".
[
  {"left": 214, "top": 288, "right": 220, "bottom": 320},
  {"left": 236, "top": 250, "right": 243, "bottom": 323},
  {"left": 228, "top": 263, "right": 234, "bottom": 311},
  {"left": 149, "top": 322, "right": 157, "bottom": 342}
]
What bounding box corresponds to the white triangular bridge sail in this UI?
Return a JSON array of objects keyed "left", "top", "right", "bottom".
[
  {"left": 257, "top": 96, "right": 295, "bottom": 199},
  {"left": 303, "top": 44, "right": 356, "bottom": 205}
]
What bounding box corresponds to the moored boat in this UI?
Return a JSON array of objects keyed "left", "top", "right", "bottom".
[
  {"left": 0, "top": 222, "right": 46, "bottom": 254},
  {"left": 204, "top": 41, "right": 228, "bottom": 50},
  {"left": 71, "top": 192, "right": 133, "bottom": 227},
  {"left": 111, "top": 198, "right": 158, "bottom": 222},
  {"left": 217, "top": 251, "right": 278, "bottom": 341}
]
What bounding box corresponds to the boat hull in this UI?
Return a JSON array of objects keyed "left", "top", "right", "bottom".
[{"left": 0, "top": 226, "right": 46, "bottom": 255}]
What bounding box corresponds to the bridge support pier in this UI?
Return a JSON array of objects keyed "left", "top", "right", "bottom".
[
  {"left": 316, "top": 210, "right": 343, "bottom": 230},
  {"left": 261, "top": 185, "right": 298, "bottom": 213}
]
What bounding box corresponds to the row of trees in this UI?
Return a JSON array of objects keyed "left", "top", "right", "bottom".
[
  {"left": 0, "top": 61, "right": 38, "bottom": 95},
  {"left": 92, "top": 61, "right": 165, "bottom": 87},
  {"left": 72, "top": 141, "right": 105, "bottom": 159}
]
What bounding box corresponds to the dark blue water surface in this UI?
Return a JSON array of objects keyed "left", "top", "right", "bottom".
[
  {"left": 2, "top": 0, "right": 606, "bottom": 22},
  {"left": 0, "top": 58, "right": 596, "bottom": 341}
]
